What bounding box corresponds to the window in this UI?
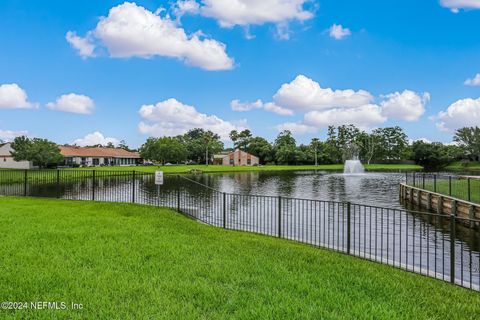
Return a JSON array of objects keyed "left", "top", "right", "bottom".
[
  {"left": 230, "top": 159, "right": 234, "bottom": 165},
  {"left": 3, "top": 158, "right": 6, "bottom": 162},
  {"left": 247, "top": 159, "right": 251, "bottom": 165}
]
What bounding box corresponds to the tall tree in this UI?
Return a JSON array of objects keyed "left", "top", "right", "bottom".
[
  {"left": 372, "top": 126, "right": 408, "bottom": 161},
  {"left": 246, "top": 137, "right": 273, "bottom": 164},
  {"left": 11, "top": 136, "right": 63, "bottom": 169},
  {"left": 310, "top": 138, "right": 321, "bottom": 166},
  {"left": 454, "top": 126, "right": 480, "bottom": 161},
  {"left": 274, "top": 130, "right": 297, "bottom": 165}
]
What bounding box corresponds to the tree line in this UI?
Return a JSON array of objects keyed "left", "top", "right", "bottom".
[
  {"left": 2, "top": 125, "right": 479, "bottom": 170},
  {"left": 139, "top": 126, "right": 480, "bottom": 170}
]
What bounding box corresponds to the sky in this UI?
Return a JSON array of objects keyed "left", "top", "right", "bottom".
[{"left": 0, "top": 0, "right": 479, "bottom": 148}]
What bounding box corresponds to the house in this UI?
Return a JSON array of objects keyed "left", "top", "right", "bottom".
[
  {"left": 0, "top": 142, "right": 37, "bottom": 169},
  {"left": 59, "top": 146, "right": 141, "bottom": 167},
  {"left": 213, "top": 149, "right": 259, "bottom": 166}
]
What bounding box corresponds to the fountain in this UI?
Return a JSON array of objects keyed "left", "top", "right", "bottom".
[
  {"left": 344, "top": 160, "right": 365, "bottom": 174},
  {"left": 343, "top": 143, "right": 365, "bottom": 175}
]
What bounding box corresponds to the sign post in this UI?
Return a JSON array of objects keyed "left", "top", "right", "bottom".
[{"left": 155, "top": 171, "right": 164, "bottom": 206}]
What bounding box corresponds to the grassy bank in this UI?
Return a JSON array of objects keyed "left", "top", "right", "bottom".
[
  {"left": 417, "top": 179, "right": 480, "bottom": 204},
  {"left": 65, "top": 163, "right": 422, "bottom": 174},
  {"left": 0, "top": 198, "right": 478, "bottom": 319},
  {"left": 446, "top": 161, "right": 480, "bottom": 172}
]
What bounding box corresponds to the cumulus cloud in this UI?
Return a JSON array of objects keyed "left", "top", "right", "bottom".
[
  {"left": 272, "top": 75, "right": 373, "bottom": 112},
  {"left": 440, "top": 0, "right": 480, "bottom": 12},
  {"left": 139, "top": 98, "right": 246, "bottom": 140},
  {"left": 0, "top": 83, "right": 38, "bottom": 109},
  {"left": 47, "top": 93, "right": 95, "bottom": 114},
  {"left": 73, "top": 132, "right": 120, "bottom": 147},
  {"left": 0, "top": 129, "right": 28, "bottom": 142},
  {"left": 435, "top": 97, "right": 480, "bottom": 132},
  {"left": 380, "top": 90, "right": 429, "bottom": 122},
  {"left": 328, "top": 24, "right": 351, "bottom": 40},
  {"left": 174, "top": 0, "right": 314, "bottom": 39},
  {"left": 67, "top": 2, "right": 234, "bottom": 71},
  {"left": 231, "top": 99, "right": 294, "bottom": 115},
  {"left": 464, "top": 73, "right": 480, "bottom": 86},
  {"left": 303, "top": 104, "right": 387, "bottom": 129},
  {"left": 66, "top": 31, "right": 96, "bottom": 58},
  {"left": 230, "top": 99, "right": 264, "bottom": 111},
  {"left": 276, "top": 122, "right": 317, "bottom": 135}
]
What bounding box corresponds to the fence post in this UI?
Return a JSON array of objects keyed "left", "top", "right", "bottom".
[
  {"left": 23, "top": 169, "right": 27, "bottom": 196},
  {"left": 277, "top": 196, "right": 282, "bottom": 238},
  {"left": 449, "top": 176, "right": 452, "bottom": 196},
  {"left": 450, "top": 200, "right": 457, "bottom": 284},
  {"left": 223, "top": 192, "right": 227, "bottom": 229},
  {"left": 92, "top": 170, "right": 96, "bottom": 201},
  {"left": 422, "top": 174, "right": 425, "bottom": 189},
  {"left": 347, "top": 202, "right": 351, "bottom": 255},
  {"left": 56, "top": 169, "right": 60, "bottom": 198},
  {"left": 132, "top": 171, "right": 136, "bottom": 203},
  {"left": 467, "top": 178, "right": 471, "bottom": 202},
  {"left": 434, "top": 174, "right": 437, "bottom": 193},
  {"left": 413, "top": 172, "right": 416, "bottom": 187},
  {"left": 405, "top": 172, "right": 408, "bottom": 184},
  {"left": 177, "top": 187, "right": 181, "bottom": 212}
]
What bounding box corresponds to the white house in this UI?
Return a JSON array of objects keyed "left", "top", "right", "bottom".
[
  {"left": 59, "top": 146, "right": 141, "bottom": 167},
  {"left": 0, "top": 143, "right": 37, "bottom": 169}
]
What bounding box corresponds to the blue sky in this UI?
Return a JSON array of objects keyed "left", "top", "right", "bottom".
[{"left": 0, "top": 0, "right": 479, "bottom": 148}]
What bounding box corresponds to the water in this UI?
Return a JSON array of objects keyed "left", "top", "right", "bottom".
[{"left": 344, "top": 160, "right": 365, "bottom": 174}]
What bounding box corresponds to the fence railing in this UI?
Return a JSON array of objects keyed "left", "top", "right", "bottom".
[
  {"left": 0, "top": 169, "right": 479, "bottom": 292},
  {"left": 406, "top": 172, "right": 480, "bottom": 205}
]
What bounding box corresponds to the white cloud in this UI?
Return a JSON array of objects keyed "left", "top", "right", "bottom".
[
  {"left": 73, "top": 132, "right": 120, "bottom": 147},
  {"left": 66, "top": 31, "right": 96, "bottom": 58},
  {"left": 435, "top": 97, "right": 480, "bottom": 132},
  {"left": 272, "top": 75, "right": 373, "bottom": 112},
  {"left": 173, "top": 0, "right": 201, "bottom": 17},
  {"left": 0, "top": 129, "right": 28, "bottom": 142},
  {"left": 328, "top": 24, "right": 351, "bottom": 40},
  {"left": 0, "top": 83, "right": 38, "bottom": 109},
  {"left": 276, "top": 122, "right": 317, "bottom": 135},
  {"left": 230, "top": 99, "right": 264, "bottom": 111},
  {"left": 231, "top": 99, "right": 294, "bottom": 115},
  {"left": 264, "top": 102, "right": 295, "bottom": 116},
  {"left": 138, "top": 98, "right": 246, "bottom": 140},
  {"left": 303, "top": 104, "right": 387, "bottom": 129},
  {"left": 380, "top": 90, "right": 429, "bottom": 122},
  {"left": 408, "top": 137, "right": 432, "bottom": 145},
  {"left": 464, "top": 73, "right": 480, "bottom": 86},
  {"left": 47, "top": 93, "right": 95, "bottom": 115},
  {"left": 440, "top": 0, "right": 480, "bottom": 12},
  {"left": 67, "top": 2, "right": 233, "bottom": 71},
  {"left": 188, "top": 0, "right": 314, "bottom": 27}
]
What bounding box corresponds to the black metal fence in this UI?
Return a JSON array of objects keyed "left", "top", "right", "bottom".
[
  {"left": 1, "top": 169, "right": 479, "bottom": 292},
  {"left": 406, "top": 172, "right": 480, "bottom": 204}
]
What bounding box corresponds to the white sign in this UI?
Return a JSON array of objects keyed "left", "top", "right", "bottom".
[{"left": 155, "top": 171, "right": 164, "bottom": 185}]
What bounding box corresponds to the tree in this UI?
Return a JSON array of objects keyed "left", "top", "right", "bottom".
[
  {"left": 139, "top": 137, "right": 188, "bottom": 165},
  {"left": 454, "top": 126, "right": 480, "bottom": 161},
  {"left": 118, "top": 140, "right": 131, "bottom": 151},
  {"left": 310, "top": 138, "right": 321, "bottom": 166},
  {"left": 274, "top": 130, "right": 297, "bottom": 165},
  {"left": 372, "top": 126, "right": 408, "bottom": 161},
  {"left": 246, "top": 137, "right": 273, "bottom": 164},
  {"left": 411, "top": 141, "right": 461, "bottom": 170},
  {"left": 11, "top": 136, "right": 63, "bottom": 169}
]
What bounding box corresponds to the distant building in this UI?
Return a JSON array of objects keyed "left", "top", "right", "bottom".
[
  {"left": 0, "top": 142, "right": 37, "bottom": 169},
  {"left": 213, "top": 149, "right": 259, "bottom": 166},
  {"left": 59, "top": 146, "right": 141, "bottom": 167}
]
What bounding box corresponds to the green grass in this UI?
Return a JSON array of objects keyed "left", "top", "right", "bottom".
[
  {"left": 0, "top": 197, "right": 478, "bottom": 319},
  {"left": 65, "top": 163, "right": 423, "bottom": 174},
  {"left": 417, "top": 179, "right": 480, "bottom": 204},
  {"left": 446, "top": 161, "right": 480, "bottom": 172}
]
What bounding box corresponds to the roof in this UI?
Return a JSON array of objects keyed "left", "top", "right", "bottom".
[
  {"left": 0, "top": 142, "right": 12, "bottom": 157},
  {"left": 59, "top": 146, "right": 141, "bottom": 158},
  {"left": 214, "top": 149, "right": 259, "bottom": 160}
]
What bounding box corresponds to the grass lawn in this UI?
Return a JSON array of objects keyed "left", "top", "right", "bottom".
[
  {"left": 64, "top": 163, "right": 423, "bottom": 174},
  {"left": 0, "top": 198, "right": 479, "bottom": 319},
  {"left": 419, "top": 178, "right": 480, "bottom": 204},
  {"left": 446, "top": 161, "right": 480, "bottom": 172}
]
